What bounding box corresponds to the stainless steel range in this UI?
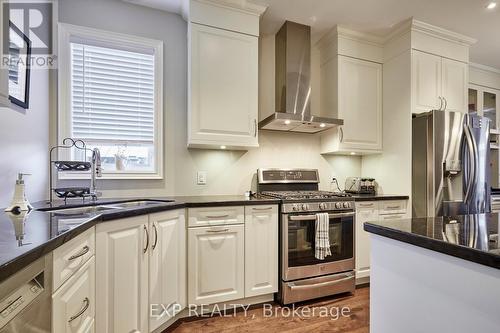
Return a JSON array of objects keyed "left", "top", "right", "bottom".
[{"left": 258, "top": 169, "right": 355, "bottom": 304}]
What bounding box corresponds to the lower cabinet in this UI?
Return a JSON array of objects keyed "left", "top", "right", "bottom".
[
  {"left": 355, "top": 202, "right": 379, "bottom": 280},
  {"left": 188, "top": 224, "right": 245, "bottom": 305},
  {"left": 96, "top": 210, "right": 186, "bottom": 333},
  {"left": 52, "top": 256, "right": 95, "bottom": 333},
  {"left": 355, "top": 200, "right": 409, "bottom": 282},
  {"left": 149, "top": 210, "right": 186, "bottom": 331},
  {"left": 96, "top": 215, "right": 149, "bottom": 333},
  {"left": 244, "top": 205, "right": 278, "bottom": 297}
]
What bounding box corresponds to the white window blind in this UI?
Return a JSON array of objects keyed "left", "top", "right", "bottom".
[{"left": 71, "top": 43, "right": 155, "bottom": 143}]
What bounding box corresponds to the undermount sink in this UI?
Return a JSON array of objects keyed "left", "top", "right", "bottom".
[
  {"left": 107, "top": 200, "right": 173, "bottom": 209},
  {"left": 42, "top": 200, "right": 173, "bottom": 215},
  {"left": 48, "top": 205, "right": 118, "bottom": 215}
]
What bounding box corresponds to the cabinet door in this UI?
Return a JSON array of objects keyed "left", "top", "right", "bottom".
[
  {"left": 338, "top": 56, "right": 382, "bottom": 151},
  {"left": 149, "top": 210, "right": 186, "bottom": 331},
  {"left": 413, "top": 50, "right": 442, "bottom": 113},
  {"left": 52, "top": 257, "right": 95, "bottom": 333},
  {"left": 442, "top": 58, "right": 468, "bottom": 113},
  {"left": 189, "top": 23, "right": 258, "bottom": 148},
  {"left": 355, "top": 202, "right": 379, "bottom": 280},
  {"left": 188, "top": 225, "right": 244, "bottom": 305},
  {"left": 96, "top": 216, "right": 149, "bottom": 333},
  {"left": 244, "top": 205, "right": 278, "bottom": 297}
]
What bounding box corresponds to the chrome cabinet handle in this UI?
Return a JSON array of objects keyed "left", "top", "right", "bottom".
[
  {"left": 438, "top": 96, "right": 443, "bottom": 111},
  {"left": 68, "top": 297, "right": 89, "bottom": 323},
  {"left": 358, "top": 203, "right": 374, "bottom": 208},
  {"left": 152, "top": 223, "right": 158, "bottom": 250},
  {"left": 385, "top": 205, "right": 401, "bottom": 209},
  {"left": 443, "top": 97, "right": 448, "bottom": 111},
  {"left": 252, "top": 206, "right": 273, "bottom": 211},
  {"left": 254, "top": 119, "right": 257, "bottom": 137},
  {"left": 68, "top": 246, "right": 90, "bottom": 261},
  {"left": 206, "top": 228, "right": 229, "bottom": 233},
  {"left": 143, "top": 225, "right": 149, "bottom": 253},
  {"left": 205, "top": 214, "right": 230, "bottom": 219},
  {"left": 339, "top": 127, "right": 344, "bottom": 142}
]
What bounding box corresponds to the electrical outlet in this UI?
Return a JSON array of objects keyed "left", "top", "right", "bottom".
[{"left": 197, "top": 171, "right": 207, "bottom": 185}]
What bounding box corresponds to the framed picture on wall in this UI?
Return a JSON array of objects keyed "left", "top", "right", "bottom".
[{"left": 8, "top": 21, "right": 31, "bottom": 109}]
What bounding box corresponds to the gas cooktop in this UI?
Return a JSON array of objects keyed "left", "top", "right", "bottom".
[{"left": 261, "top": 190, "right": 351, "bottom": 200}]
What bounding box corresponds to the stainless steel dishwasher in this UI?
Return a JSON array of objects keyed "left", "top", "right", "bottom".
[{"left": 0, "top": 254, "right": 52, "bottom": 332}]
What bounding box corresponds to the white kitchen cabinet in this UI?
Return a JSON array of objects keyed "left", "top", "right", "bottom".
[
  {"left": 413, "top": 50, "right": 468, "bottom": 114},
  {"left": 320, "top": 55, "right": 383, "bottom": 154},
  {"left": 96, "top": 216, "right": 149, "bottom": 333},
  {"left": 188, "top": 224, "right": 244, "bottom": 305},
  {"left": 441, "top": 58, "right": 468, "bottom": 113},
  {"left": 413, "top": 51, "right": 442, "bottom": 113},
  {"left": 52, "top": 257, "right": 95, "bottom": 333},
  {"left": 355, "top": 202, "right": 378, "bottom": 281},
  {"left": 244, "top": 205, "right": 278, "bottom": 297},
  {"left": 188, "top": 23, "right": 259, "bottom": 149},
  {"left": 149, "top": 210, "right": 186, "bottom": 331},
  {"left": 355, "top": 200, "right": 409, "bottom": 283}
]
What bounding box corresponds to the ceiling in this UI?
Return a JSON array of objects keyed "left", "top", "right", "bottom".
[{"left": 126, "top": 0, "right": 500, "bottom": 69}]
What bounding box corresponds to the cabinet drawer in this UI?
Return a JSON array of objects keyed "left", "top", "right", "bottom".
[
  {"left": 355, "top": 201, "right": 377, "bottom": 210},
  {"left": 52, "top": 256, "right": 95, "bottom": 333},
  {"left": 379, "top": 200, "right": 407, "bottom": 215},
  {"left": 53, "top": 227, "right": 95, "bottom": 291},
  {"left": 379, "top": 213, "right": 407, "bottom": 221},
  {"left": 188, "top": 206, "right": 244, "bottom": 227}
]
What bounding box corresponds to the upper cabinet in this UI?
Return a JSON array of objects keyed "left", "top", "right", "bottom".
[
  {"left": 413, "top": 50, "right": 468, "bottom": 114},
  {"left": 0, "top": 4, "right": 10, "bottom": 107},
  {"left": 187, "top": 0, "right": 266, "bottom": 150},
  {"left": 318, "top": 27, "right": 384, "bottom": 155}
]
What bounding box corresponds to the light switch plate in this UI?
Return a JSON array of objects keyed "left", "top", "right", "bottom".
[{"left": 197, "top": 171, "right": 207, "bottom": 185}]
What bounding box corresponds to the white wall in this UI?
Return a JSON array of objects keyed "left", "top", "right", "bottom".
[
  {"left": 57, "top": 0, "right": 361, "bottom": 198},
  {"left": 0, "top": 17, "right": 50, "bottom": 207}
]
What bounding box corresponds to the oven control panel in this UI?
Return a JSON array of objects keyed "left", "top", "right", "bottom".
[{"left": 283, "top": 201, "right": 354, "bottom": 213}]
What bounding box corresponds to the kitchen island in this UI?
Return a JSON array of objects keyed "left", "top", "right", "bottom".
[{"left": 364, "top": 214, "right": 500, "bottom": 333}]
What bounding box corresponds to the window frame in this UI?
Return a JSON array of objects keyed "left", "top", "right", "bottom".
[{"left": 57, "top": 23, "right": 164, "bottom": 180}]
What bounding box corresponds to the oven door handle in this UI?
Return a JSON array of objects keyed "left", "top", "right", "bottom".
[
  {"left": 288, "top": 212, "right": 354, "bottom": 221},
  {"left": 288, "top": 274, "right": 354, "bottom": 290}
]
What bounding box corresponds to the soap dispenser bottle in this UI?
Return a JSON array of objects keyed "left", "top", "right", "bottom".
[{"left": 5, "top": 173, "right": 33, "bottom": 212}]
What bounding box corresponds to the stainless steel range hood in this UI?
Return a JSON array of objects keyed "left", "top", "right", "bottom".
[{"left": 259, "top": 21, "right": 343, "bottom": 133}]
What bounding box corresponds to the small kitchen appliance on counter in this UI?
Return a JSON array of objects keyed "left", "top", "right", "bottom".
[
  {"left": 344, "top": 177, "right": 377, "bottom": 194},
  {"left": 258, "top": 168, "right": 355, "bottom": 304}
]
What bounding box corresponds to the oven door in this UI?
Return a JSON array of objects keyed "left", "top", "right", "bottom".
[{"left": 282, "top": 211, "right": 354, "bottom": 281}]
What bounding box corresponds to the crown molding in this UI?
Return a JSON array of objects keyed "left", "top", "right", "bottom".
[
  {"left": 192, "top": 0, "right": 267, "bottom": 17},
  {"left": 470, "top": 62, "right": 500, "bottom": 75},
  {"left": 384, "top": 17, "right": 477, "bottom": 46},
  {"left": 316, "top": 25, "right": 384, "bottom": 51}
]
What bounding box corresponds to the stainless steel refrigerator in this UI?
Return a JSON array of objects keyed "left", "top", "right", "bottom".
[{"left": 412, "top": 110, "right": 491, "bottom": 217}]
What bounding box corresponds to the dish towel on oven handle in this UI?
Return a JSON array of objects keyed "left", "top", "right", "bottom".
[{"left": 315, "top": 212, "right": 332, "bottom": 260}]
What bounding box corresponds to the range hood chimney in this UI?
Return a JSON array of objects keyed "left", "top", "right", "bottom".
[{"left": 259, "top": 21, "right": 343, "bottom": 133}]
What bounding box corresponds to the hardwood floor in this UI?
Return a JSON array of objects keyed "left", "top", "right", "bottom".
[{"left": 170, "top": 287, "right": 369, "bottom": 333}]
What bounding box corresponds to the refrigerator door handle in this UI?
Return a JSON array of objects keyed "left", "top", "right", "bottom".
[{"left": 463, "top": 123, "right": 476, "bottom": 204}]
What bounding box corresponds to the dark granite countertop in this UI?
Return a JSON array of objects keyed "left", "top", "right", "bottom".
[
  {"left": 351, "top": 194, "right": 409, "bottom": 201},
  {"left": 168, "top": 195, "right": 280, "bottom": 207},
  {"left": 0, "top": 195, "right": 279, "bottom": 283},
  {"left": 364, "top": 213, "right": 500, "bottom": 269}
]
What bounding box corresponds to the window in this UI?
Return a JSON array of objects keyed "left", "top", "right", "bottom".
[{"left": 58, "top": 24, "right": 163, "bottom": 179}]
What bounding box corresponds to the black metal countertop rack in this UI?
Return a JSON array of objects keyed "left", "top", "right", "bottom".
[{"left": 49, "top": 138, "right": 94, "bottom": 203}]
